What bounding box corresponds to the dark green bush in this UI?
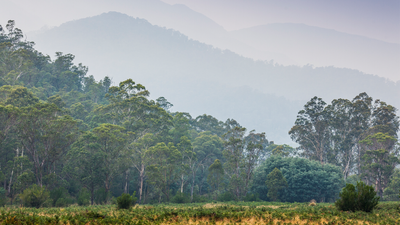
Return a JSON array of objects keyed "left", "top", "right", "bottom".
[
  {"left": 335, "top": 181, "right": 379, "bottom": 212},
  {"left": 217, "top": 191, "right": 236, "bottom": 202},
  {"left": 116, "top": 191, "right": 137, "bottom": 209},
  {"left": 77, "top": 188, "right": 90, "bottom": 206},
  {"left": 94, "top": 188, "right": 108, "bottom": 204},
  {"left": 243, "top": 193, "right": 260, "bottom": 202},
  {"left": 0, "top": 187, "right": 6, "bottom": 206},
  {"left": 19, "top": 184, "right": 50, "bottom": 208},
  {"left": 50, "top": 187, "right": 67, "bottom": 207},
  {"left": 171, "top": 192, "right": 190, "bottom": 204},
  {"left": 55, "top": 198, "right": 67, "bottom": 207}
]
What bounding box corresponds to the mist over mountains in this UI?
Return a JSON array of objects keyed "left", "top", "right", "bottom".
[
  {"left": 231, "top": 23, "right": 400, "bottom": 81},
  {"left": 27, "top": 12, "right": 400, "bottom": 144}
]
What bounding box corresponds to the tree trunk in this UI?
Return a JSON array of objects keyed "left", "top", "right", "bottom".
[
  {"left": 190, "top": 170, "right": 195, "bottom": 202},
  {"left": 139, "top": 165, "right": 144, "bottom": 204},
  {"left": 124, "top": 170, "right": 129, "bottom": 193},
  {"left": 180, "top": 174, "right": 184, "bottom": 193}
]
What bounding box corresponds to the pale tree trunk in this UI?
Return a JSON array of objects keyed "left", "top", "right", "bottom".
[
  {"left": 138, "top": 165, "right": 145, "bottom": 204},
  {"left": 180, "top": 174, "right": 184, "bottom": 193},
  {"left": 190, "top": 170, "right": 195, "bottom": 202},
  {"left": 124, "top": 170, "right": 129, "bottom": 193}
]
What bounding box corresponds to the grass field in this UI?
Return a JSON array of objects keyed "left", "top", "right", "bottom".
[{"left": 0, "top": 201, "right": 399, "bottom": 224}]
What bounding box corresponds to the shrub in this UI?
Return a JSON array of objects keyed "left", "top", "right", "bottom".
[
  {"left": 116, "top": 191, "right": 137, "bottom": 209},
  {"left": 55, "top": 198, "right": 67, "bottom": 207},
  {"left": 171, "top": 192, "right": 190, "bottom": 204},
  {"left": 243, "top": 193, "right": 260, "bottom": 202},
  {"left": 217, "top": 191, "right": 236, "bottom": 202},
  {"left": 94, "top": 188, "right": 108, "bottom": 204},
  {"left": 19, "top": 184, "right": 50, "bottom": 208},
  {"left": 50, "top": 187, "right": 67, "bottom": 207},
  {"left": 77, "top": 188, "right": 90, "bottom": 206},
  {"left": 335, "top": 181, "right": 379, "bottom": 212},
  {"left": 0, "top": 187, "right": 6, "bottom": 206}
]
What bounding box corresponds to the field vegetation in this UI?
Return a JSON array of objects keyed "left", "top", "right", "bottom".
[{"left": 0, "top": 201, "right": 399, "bottom": 224}]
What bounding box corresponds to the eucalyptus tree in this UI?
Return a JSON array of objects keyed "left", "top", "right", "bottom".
[
  {"left": 130, "top": 133, "right": 155, "bottom": 204},
  {"left": 18, "top": 102, "right": 78, "bottom": 186},
  {"left": 91, "top": 123, "right": 131, "bottom": 195},
  {"left": 289, "top": 96, "right": 330, "bottom": 164},
  {"left": 95, "top": 79, "right": 172, "bottom": 195},
  {"left": 189, "top": 132, "right": 223, "bottom": 200},
  {"left": 207, "top": 159, "right": 224, "bottom": 199},
  {"left": 359, "top": 132, "right": 398, "bottom": 198},
  {"left": 66, "top": 132, "right": 104, "bottom": 205},
  {"left": 222, "top": 122, "right": 268, "bottom": 199},
  {"left": 176, "top": 136, "right": 192, "bottom": 194},
  {"left": 145, "top": 142, "right": 181, "bottom": 201}
]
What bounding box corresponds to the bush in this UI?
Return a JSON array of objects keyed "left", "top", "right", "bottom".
[
  {"left": 116, "top": 191, "right": 137, "bottom": 209},
  {"left": 217, "top": 191, "right": 236, "bottom": 202},
  {"left": 171, "top": 192, "right": 190, "bottom": 204},
  {"left": 94, "top": 188, "right": 108, "bottom": 204},
  {"left": 19, "top": 184, "right": 50, "bottom": 208},
  {"left": 243, "top": 193, "right": 260, "bottom": 202},
  {"left": 77, "top": 188, "right": 90, "bottom": 206},
  {"left": 0, "top": 187, "right": 6, "bottom": 206},
  {"left": 252, "top": 156, "right": 344, "bottom": 202},
  {"left": 50, "top": 187, "right": 67, "bottom": 207},
  {"left": 335, "top": 181, "right": 379, "bottom": 212}
]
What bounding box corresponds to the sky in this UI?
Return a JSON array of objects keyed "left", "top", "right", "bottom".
[
  {"left": 2, "top": 0, "right": 399, "bottom": 44},
  {"left": 160, "top": 0, "right": 400, "bottom": 44}
]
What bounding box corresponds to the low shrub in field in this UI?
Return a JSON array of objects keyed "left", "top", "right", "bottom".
[
  {"left": 19, "top": 184, "right": 50, "bottom": 208},
  {"left": 335, "top": 181, "right": 379, "bottom": 212},
  {"left": 171, "top": 192, "right": 190, "bottom": 203},
  {"left": 77, "top": 188, "right": 90, "bottom": 206},
  {"left": 116, "top": 191, "right": 137, "bottom": 209},
  {"left": 0, "top": 187, "right": 6, "bottom": 206},
  {"left": 243, "top": 193, "right": 260, "bottom": 202},
  {"left": 217, "top": 191, "right": 236, "bottom": 202}
]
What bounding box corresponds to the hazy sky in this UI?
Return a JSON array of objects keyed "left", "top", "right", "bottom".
[
  {"left": 160, "top": 0, "right": 400, "bottom": 44},
  {"left": 2, "top": 0, "right": 399, "bottom": 44}
]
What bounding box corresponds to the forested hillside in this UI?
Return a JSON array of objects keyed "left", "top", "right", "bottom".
[
  {"left": 0, "top": 20, "right": 399, "bottom": 207},
  {"left": 29, "top": 12, "right": 400, "bottom": 144}
]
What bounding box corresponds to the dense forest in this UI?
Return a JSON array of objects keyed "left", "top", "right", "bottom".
[{"left": 0, "top": 20, "right": 399, "bottom": 207}]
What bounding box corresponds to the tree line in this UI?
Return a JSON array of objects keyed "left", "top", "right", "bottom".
[{"left": 0, "top": 20, "right": 399, "bottom": 206}]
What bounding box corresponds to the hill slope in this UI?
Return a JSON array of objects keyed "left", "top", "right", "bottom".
[{"left": 230, "top": 23, "right": 400, "bottom": 81}]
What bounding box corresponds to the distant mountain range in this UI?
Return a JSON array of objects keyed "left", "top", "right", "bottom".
[
  {"left": 9, "top": 0, "right": 398, "bottom": 81},
  {"left": 28, "top": 12, "right": 400, "bottom": 144},
  {"left": 230, "top": 23, "right": 400, "bottom": 81}
]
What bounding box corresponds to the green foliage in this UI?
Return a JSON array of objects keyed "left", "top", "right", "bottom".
[
  {"left": 50, "top": 187, "right": 68, "bottom": 207},
  {"left": 19, "top": 184, "right": 50, "bottom": 208},
  {"left": 335, "top": 181, "right": 379, "bottom": 212},
  {"left": 265, "top": 168, "right": 287, "bottom": 201},
  {"left": 360, "top": 132, "right": 399, "bottom": 198},
  {"left": 116, "top": 191, "right": 137, "bottom": 209},
  {"left": 383, "top": 168, "right": 400, "bottom": 201},
  {"left": 207, "top": 159, "right": 224, "bottom": 198},
  {"left": 94, "top": 188, "right": 108, "bottom": 205},
  {"left": 243, "top": 193, "right": 260, "bottom": 202},
  {"left": 217, "top": 192, "right": 236, "bottom": 202},
  {"left": 0, "top": 187, "right": 6, "bottom": 206},
  {"left": 252, "top": 156, "right": 344, "bottom": 202},
  {"left": 171, "top": 192, "right": 190, "bottom": 204},
  {"left": 0, "top": 202, "right": 399, "bottom": 224},
  {"left": 77, "top": 188, "right": 90, "bottom": 206}
]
